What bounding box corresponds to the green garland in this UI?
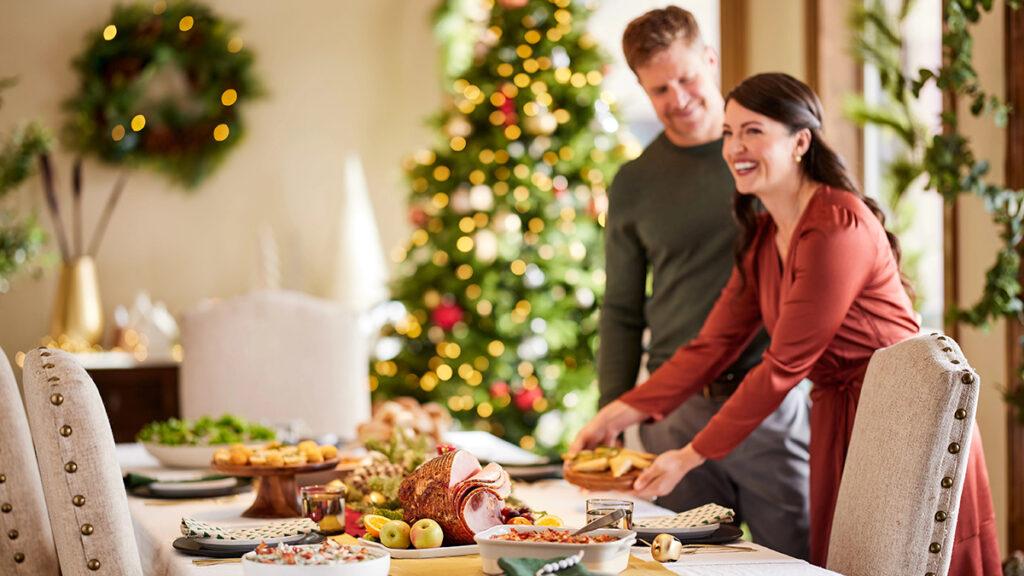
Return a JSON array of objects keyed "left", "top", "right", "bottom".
[
  {"left": 62, "top": 1, "right": 262, "bottom": 188},
  {"left": 848, "top": 0, "right": 1023, "bottom": 419},
  {"left": 0, "top": 79, "right": 50, "bottom": 292}
]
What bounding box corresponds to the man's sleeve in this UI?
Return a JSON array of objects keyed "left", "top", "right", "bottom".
[{"left": 597, "top": 173, "right": 647, "bottom": 407}]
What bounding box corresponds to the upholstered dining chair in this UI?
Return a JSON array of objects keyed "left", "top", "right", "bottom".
[
  {"left": 21, "top": 348, "right": 143, "bottom": 575},
  {"left": 180, "top": 290, "right": 371, "bottom": 440},
  {"left": 0, "top": 349, "right": 60, "bottom": 574},
  {"left": 826, "top": 333, "right": 979, "bottom": 576}
]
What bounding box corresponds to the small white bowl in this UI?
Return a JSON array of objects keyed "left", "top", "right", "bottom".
[{"left": 241, "top": 545, "right": 390, "bottom": 576}]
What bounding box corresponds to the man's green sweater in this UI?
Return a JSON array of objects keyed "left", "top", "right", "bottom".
[{"left": 598, "top": 134, "right": 769, "bottom": 407}]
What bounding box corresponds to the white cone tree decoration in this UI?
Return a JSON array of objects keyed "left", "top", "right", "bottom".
[{"left": 331, "top": 153, "right": 387, "bottom": 311}]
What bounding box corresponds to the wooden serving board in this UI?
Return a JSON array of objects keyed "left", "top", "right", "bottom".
[{"left": 564, "top": 467, "right": 641, "bottom": 492}]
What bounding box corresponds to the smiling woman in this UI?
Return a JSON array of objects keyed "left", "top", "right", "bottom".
[{"left": 571, "top": 73, "right": 1001, "bottom": 572}]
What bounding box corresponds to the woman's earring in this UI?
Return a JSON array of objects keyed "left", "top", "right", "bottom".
[{"left": 794, "top": 153, "right": 802, "bottom": 163}]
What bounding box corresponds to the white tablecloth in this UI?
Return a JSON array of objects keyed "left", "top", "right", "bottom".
[{"left": 118, "top": 444, "right": 841, "bottom": 576}]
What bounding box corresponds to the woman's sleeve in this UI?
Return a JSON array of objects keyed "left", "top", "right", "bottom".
[
  {"left": 691, "top": 217, "right": 875, "bottom": 459},
  {"left": 618, "top": 258, "right": 764, "bottom": 419}
]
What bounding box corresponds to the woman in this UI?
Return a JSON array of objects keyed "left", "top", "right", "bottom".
[{"left": 572, "top": 73, "right": 1000, "bottom": 571}]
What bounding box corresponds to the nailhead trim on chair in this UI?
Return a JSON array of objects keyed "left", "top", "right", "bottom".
[
  {"left": 38, "top": 353, "right": 100, "bottom": 574},
  {"left": 925, "top": 334, "right": 974, "bottom": 575}
]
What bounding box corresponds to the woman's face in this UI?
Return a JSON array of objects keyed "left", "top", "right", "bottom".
[{"left": 722, "top": 100, "right": 807, "bottom": 196}]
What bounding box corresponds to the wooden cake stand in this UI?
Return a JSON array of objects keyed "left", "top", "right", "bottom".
[
  {"left": 564, "top": 468, "right": 641, "bottom": 492},
  {"left": 212, "top": 459, "right": 340, "bottom": 518}
]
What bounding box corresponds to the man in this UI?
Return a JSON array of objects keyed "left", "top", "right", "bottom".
[{"left": 598, "top": 7, "right": 811, "bottom": 559}]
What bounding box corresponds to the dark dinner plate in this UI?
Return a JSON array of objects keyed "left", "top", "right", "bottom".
[
  {"left": 129, "top": 478, "right": 252, "bottom": 500},
  {"left": 634, "top": 523, "right": 743, "bottom": 545},
  {"left": 172, "top": 532, "right": 325, "bottom": 558}
]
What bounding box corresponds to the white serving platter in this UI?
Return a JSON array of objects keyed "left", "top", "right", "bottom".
[{"left": 357, "top": 539, "right": 479, "bottom": 559}]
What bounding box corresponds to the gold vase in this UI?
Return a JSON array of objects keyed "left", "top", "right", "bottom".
[{"left": 50, "top": 257, "right": 104, "bottom": 349}]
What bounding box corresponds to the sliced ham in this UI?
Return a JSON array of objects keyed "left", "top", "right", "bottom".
[
  {"left": 398, "top": 450, "right": 511, "bottom": 545},
  {"left": 465, "top": 462, "right": 503, "bottom": 484}
]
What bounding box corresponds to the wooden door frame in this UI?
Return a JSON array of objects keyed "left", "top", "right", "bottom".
[
  {"left": 1004, "top": 2, "right": 1024, "bottom": 554},
  {"left": 719, "top": 0, "right": 748, "bottom": 95},
  {"left": 803, "top": 0, "right": 863, "bottom": 185}
]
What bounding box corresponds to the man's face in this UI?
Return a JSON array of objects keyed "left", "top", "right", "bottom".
[{"left": 636, "top": 40, "right": 723, "bottom": 145}]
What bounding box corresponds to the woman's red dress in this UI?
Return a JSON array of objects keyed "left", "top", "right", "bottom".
[{"left": 619, "top": 186, "right": 1000, "bottom": 571}]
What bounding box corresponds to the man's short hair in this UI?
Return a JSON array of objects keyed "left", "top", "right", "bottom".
[{"left": 622, "top": 6, "right": 704, "bottom": 73}]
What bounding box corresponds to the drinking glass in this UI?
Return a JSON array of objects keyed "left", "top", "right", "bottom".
[
  {"left": 300, "top": 484, "right": 346, "bottom": 535},
  {"left": 585, "top": 498, "right": 634, "bottom": 530}
]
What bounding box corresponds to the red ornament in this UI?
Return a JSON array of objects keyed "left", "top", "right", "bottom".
[
  {"left": 409, "top": 205, "right": 429, "bottom": 227},
  {"left": 431, "top": 300, "right": 464, "bottom": 331},
  {"left": 500, "top": 97, "right": 518, "bottom": 127},
  {"left": 497, "top": 0, "right": 528, "bottom": 8},
  {"left": 489, "top": 381, "right": 510, "bottom": 398},
  {"left": 513, "top": 387, "right": 542, "bottom": 411}
]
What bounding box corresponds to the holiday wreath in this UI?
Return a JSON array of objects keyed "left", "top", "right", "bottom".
[{"left": 62, "top": 1, "right": 262, "bottom": 188}]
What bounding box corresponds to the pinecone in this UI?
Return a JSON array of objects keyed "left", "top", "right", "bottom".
[{"left": 347, "top": 460, "right": 405, "bottom": 493}]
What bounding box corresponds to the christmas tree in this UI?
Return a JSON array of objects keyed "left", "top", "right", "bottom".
[{"left": 370, "top": 0, "right": 636, "bottom": 455}]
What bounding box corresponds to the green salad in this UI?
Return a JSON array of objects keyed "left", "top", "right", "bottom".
[{"left": 137, "top": 414, "right": 276, "bottom": 446}]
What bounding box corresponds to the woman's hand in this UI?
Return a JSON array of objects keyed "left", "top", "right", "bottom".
[
  {"left": 566, "top": 401, "right": 647, "bottom": 457},
  {"left": 632, "top": 444, "right": 706, "bottom": 500}
]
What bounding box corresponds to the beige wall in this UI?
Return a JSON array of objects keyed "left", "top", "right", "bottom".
[
  {"left": 955, "top": 2, "right": 1010, "bottom": 554},
  {"left": 0, "top": 0, "right": 441, "bottom": 358},
  {"left": 746, "top": 0, "right": 806, "bottom": 79}
]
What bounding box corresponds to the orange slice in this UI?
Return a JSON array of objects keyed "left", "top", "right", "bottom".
[{"left": 362, "top": 514, "right": 391, "bottom": 538}]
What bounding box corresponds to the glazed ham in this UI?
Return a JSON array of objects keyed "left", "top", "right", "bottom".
[{"left": 398, "top": 450, "right": 512, "bottom": 544}]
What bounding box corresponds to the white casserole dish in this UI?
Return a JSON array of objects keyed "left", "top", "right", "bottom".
[
  {"left": 241, "top": 544, "right": 390, "bottom": 576},
  {"left": 473, "top": 525, "right": 637, "bottom": 576}
]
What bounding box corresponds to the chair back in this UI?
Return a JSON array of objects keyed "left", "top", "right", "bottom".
[
  {"left": 0, "top": 348, "right": 60, "bottom": 574},
  {"left": 22, "top": 348, "right": 143, "bottom": 576},
  {"left": 827, "top": 334, "right": 978, "bottom": 576},
  {"left": 180, "top": 290, "right": 371, "bottom": 439}
]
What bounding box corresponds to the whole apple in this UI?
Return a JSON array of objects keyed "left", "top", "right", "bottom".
[
  {"left": 410, "top": 518, "right": 444, "bottom": 549},
  {"left": 379, "top": 520, "right": 411, "bottom": 549}
]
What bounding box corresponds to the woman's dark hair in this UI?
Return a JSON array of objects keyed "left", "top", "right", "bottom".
[{"left": 724, "top": 72, "right": 911, "bottom": 297}]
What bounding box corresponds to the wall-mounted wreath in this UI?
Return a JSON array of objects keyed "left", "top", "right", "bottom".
[{"left": 62, "top": 0, "right": 262, "bottom": 188}]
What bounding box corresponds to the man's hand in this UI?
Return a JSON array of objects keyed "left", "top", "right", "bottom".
[
  {"left": 632, "top": 443, "right": 706, "bottom": 499},
  {"left": 566, "top": 400, "right": 647, "bottom": 456}
]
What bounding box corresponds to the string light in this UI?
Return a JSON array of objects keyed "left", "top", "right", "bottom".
[
  {"left": 227, "top": 37, "right": 244, "bottom": 53},
  {"left": 437, "top": 365, "right": 453, "bottom": 381},
  {"left": 179, "top": 16, "right": 194, "bottom": 32},
  {"left": 221, "top": 89, "right": 238, "bottom": 106},
  {"left": 103, "top": 25, "right": 117, "bottom": 41},
  {"left": 488, "top": 340, "right": 505, "bottom": 356},
  {"left": 111, "top": 124, "right": 126, "bottom": 142},
  {"left": 130, "top": 114, "right": 146, "bottom": 131},
  {"left": 213, "top": 123, "right": 230, "bottom": 141}
]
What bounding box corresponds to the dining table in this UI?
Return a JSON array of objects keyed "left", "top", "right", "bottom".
[{"left": 117, "top": 444, "right": 842, "bottom": 576}]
